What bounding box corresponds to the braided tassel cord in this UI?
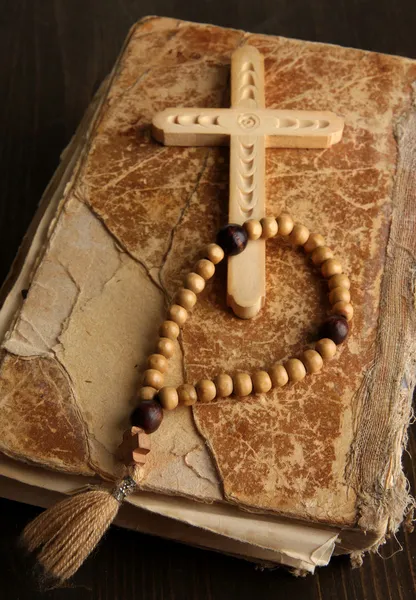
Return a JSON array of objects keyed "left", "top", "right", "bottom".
[{"left": 21, "top": 475, "right": 136, "bottom": 583}]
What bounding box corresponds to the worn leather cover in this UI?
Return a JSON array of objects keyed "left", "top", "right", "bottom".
[{"left": 1, "top": 17, "right": 415, "bottom": 544}]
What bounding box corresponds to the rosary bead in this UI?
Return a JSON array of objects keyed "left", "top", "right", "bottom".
[
  {"left": 216, "top": 224, "right": 248, "bottom": 256},
  {"left": 175, "top": 288, "right": 197, "bottom": 311},
  {"left": 252, "top": 370, "right": 272, "bottom": 393},
  {"left": 320, "top": 315, "right": 349, "bottom": 344},
  {"left": 328, "top": 273, "right": 351, "bottom": 290},
  {"left": 233, "top": 372, "right": 253, "bottom": 397},
  {"left": 244, "top": 219, "right": 262, "bottom": 240},
  {"left": 177, "top": 383, "right": 198, "bottom": 406},
  {"left": 143, "top": 369, "right": 164, "bottom": 389},
  {"left": 195, "top": 258, "right": 215, "bottom": 280},
  {"left": 285, "top": 358, "right": 306, "bottom": 383},
  {"left": 138, "top": 386, "right": 157, "bottom": 401},
  {"left": 269, "top": 364, "right": 289, "bottom": 387},
  {"left": 304, "top": 233, "right": 325, "bottom": 254},
  {"left": 196, "top": 379, "right": 217, "bottom": 402},
  {"left": 315, "top": 338, "right": 337, "bottom": 360},
  {"left": 214, "top": 373, "right": 233, "bottom": 397},
  {"left": 157, "top": 337, "right": 175, "bottom": 358},
  {"left": 159, "top": 320, "right": 180, "bottom": 340},
  {"left": 331, "top": 301, "right": 354, "bottom": 322},
  {"left": 158, "top": 387, "right": 179, "bottom": 411},
  {"left": 311, "top": 246, "right": 334, "bottom": 266},
  {"left": 131, "top": 399, "right": 163, "bottom": 434},
  {"left": 289, "top": 224, "right": 310, "bottom": 246},
  {"left": 148, "top": 353, "right": 168, "bottom": 373},
  {"left": 260, "top": 217, "right": 278, "bottom": 239},
  {"left": 277, "top": 213, "right": 294, "bottom": 236},
  {"left": 168, "top": 304, "right": 188, "bottom": 326},
  {"left": 321, "top": 258, "right": 343, "bottom": 278},
  {"left": 184, "top": 272, "right": 206, "bottom": 294},
  {"left": 329, "top": 286, "right": 351, "bottom": 305},
  {"left": 302, "top": 349, "right": 324, "bottom": 374},
  {"left": 205, "top": 243, "right": 224, "bottom": 264}
]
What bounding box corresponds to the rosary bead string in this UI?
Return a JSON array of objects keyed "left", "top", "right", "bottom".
[{"left": 128, "top": 214, "right": 353, "bottom": 443}]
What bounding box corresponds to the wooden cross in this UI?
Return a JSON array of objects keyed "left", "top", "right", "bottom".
[
  {"left": 117, "top": 427, "right": 151, "bottom": 466},
  {"left": 152, "top": 46, "right": 344, "bottom": 319}
]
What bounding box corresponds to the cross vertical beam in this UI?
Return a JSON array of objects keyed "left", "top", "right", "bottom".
[{"left": 228, "top": 47, "right": 266, "bottom": 318}]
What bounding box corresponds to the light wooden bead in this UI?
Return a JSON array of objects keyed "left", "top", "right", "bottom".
[
  {"left": 159, "top": 320, "right": 180, "bottom": 340},
  {"left": 289, "top": 224, "right": 310, "bottom": 246},
  {"left": 168, "top": 304, "right": 188, "bottom": 326},
  {"left": 252, "top": 370, "right": 272, "bottom": 394},
  {"left": 158, "top": 386, "right": 179, "bottom": 411},
  {"left": 244, "top": 219, "right": 262, "bottom": 240},
  {"left": 322, "top": 258, "right": 343, "bottom": 278},
  {"left": 269, "top": 364, "right": 289, "bottom": 387},
  {"left": 328, "top": 273, "right": 351, "bottom": 291},
  {"left": 214, "top": 373, "right": 233, "bottom": 397},
  {"left": 311, "top": 246, "right": 334, "bottom": 266},
  {"left": 285, "top": 358, "right": 306, "bottom": 383},
  {"left": 157, "top": 337, "right": 175, "bottom": 358},
  {"left": 138, "top": 386, "right": 157, "bottom": 401},
  {"left": 233, "top": 372, "right": 253, "bottom": 397},
  {"left": 329, "top": 286, "right": 351, "bottom": 305},
  {"left": 195, "top": 258, "right": 215, "bottom": 280},
  {"left": 175, "top": 288, "right": 197, "bottom": 311},
  {"left": 302, "top": 349, "right": 324, "bottom": 374},
  {"left": 205, "top": 243, "right": 224, "bottom": 265},
  {"left": 143, "top": 369, "right": 164, "bottom": 389},
  {"left": 277, "top": 213, "right": 294, "bottom": 236},
  {"left": 260, "top": 217, "right": 278, "bottom": 239},
  {"left": 177, "top": 383, "right": 198, "bottom": 406},
  {"left": 196, "top": 379, "right": 217, "bottom": 403},
  {"left": 147, "top": 353, "right": 168, "bottom": 373},
  {"left": 304, "top": 233, "right": 325, "bottom": 254},
  {"left": 316, "top": 338, "right": 337, "bottom": 360},
  {"left": 332, "top": 301, "right": 354, "bottom": 322},
  {"left": 184, "top": 272, "right": 205, "bottom": 294}
]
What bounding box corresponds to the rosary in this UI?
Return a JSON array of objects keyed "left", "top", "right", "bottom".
[
  {"left": 123, "top": 215, "right": 352, "bottom": 462},
  {"left": 22, "top": 45, "right": 352, "bottom": 583}
]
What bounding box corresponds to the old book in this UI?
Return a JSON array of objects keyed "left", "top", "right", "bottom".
[{"left": 0, "top": 16, "right": 415, "bottom": 573}]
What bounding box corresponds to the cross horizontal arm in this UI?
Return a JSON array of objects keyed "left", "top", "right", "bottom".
[{"left": 152, "top": 108, "right": 344, "bottom": 148}]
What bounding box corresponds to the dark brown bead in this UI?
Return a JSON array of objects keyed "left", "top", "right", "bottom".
[
  {"left": 131, "top": 399, "right": 163, "bottom": 434},
  {"left": 216, "top": 224, "right": 248, "bottom": 256},
  {"left": 319, "top": 315, "right": 349, "bottom": 345}
]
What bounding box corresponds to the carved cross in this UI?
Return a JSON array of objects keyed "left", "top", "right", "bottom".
[
  {"left": 117, "top": 427, "right": 151, "bottom": 466},
  {"left": 152, "top": 46, "right": 344, "bottom": 319}
]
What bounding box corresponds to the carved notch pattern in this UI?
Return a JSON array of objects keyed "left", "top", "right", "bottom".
[
  {"left": 237, "top": 138, "right": 259, "bottom": 215},
  {"left": 167, "top": 113, "right": 221, "bottom": 127},
  {"left": 275, "top": 117, "right": 331, "bottom": 130},
  {"left": 235, "top": 61, "right": 261, "bottom": 107}
]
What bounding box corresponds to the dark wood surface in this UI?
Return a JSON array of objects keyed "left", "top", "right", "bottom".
[{"left": 0, "top": 1, "right": 415, "bottom": 599}]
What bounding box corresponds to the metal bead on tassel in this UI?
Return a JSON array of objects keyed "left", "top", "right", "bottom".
[
  {"left": 21, "top": 475, "right": 137, "bottom": 583},
  {"left": 111, "top": 475, "right": 136, "bottom": 502}
]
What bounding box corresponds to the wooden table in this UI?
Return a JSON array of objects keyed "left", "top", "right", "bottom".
[{"left": 0, "top": 2, "right": 415, "bottom": 598}]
